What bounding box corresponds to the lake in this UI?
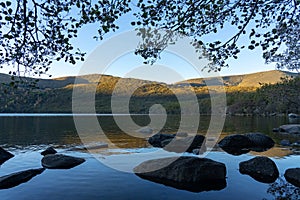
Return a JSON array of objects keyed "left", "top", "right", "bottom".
[{"left": 0, "top": 115, "right": 299, "bottom": 200}]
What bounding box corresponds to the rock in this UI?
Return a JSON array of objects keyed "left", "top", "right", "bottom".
[
  {"left": 134, "top": 156, "right": 226, "bottom": 192},
  {"left": 136, "top": 126, "right": 153, "bottom": 134},
  {"left": 0, "top": 147, "right": 14, "bottom": 165},
  {"left": 176, "top": 132, "right": 188, "bottom": 137},
  {"left": 0, "top": 168, "right": 45, "bottom": 189},
  {"left": 239, "top": 156, "right": 279, "bottom": 183},
  {"left": 280, "top": 139, "right": 291, "bottom": 146},
  {"left": 284, "top": 168, "right": 300, "bottom": 187},
  {"left": 279, "top": 124, "right": 300, "bottom": 134},
  {"left": 42, "top": 154, "right": 85, "bottom": 169},
  {"left": 288, "top": 113, "right": 300, "bottom": 118},
  {"left": 292, "top": 141, "right": 300, "bottom": 147},
  {"left": 163, "top": 135, "right": 205, "bottom": 153},
  {"left": 41, "top": 147, "right": 57, "bottom": 156},
  {"left": 244, "top": 132, "right": 275, "bottom": 148},
  {"left": 148, "top": 133, "right": 175, "bottom": 147},
  {"left": 218, "top": 134, "right": 252, "bottom": 149}
]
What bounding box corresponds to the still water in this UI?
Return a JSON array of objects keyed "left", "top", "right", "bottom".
[{"left": 0, "top": 115, "right": 299, "bottom": 200}]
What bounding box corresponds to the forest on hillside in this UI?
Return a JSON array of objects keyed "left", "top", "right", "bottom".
[{"left": 0, "top": 75, "right": 299, "bottom": 116}]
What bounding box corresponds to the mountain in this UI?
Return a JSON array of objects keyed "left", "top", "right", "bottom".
[{"left": 177, "top": 70, "right": 297, "bottom": 87}]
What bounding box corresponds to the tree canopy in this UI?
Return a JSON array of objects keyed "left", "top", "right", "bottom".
[{"left": 0, "top": 0, "right": 299, "bottom": 78}]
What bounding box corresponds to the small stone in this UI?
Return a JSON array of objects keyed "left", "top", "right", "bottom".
[
  {"left": 284, "top": 168, "right": 300, "bottom": 187},
  {"left": 42, "top": 154, "right": 85, "bottom": 169}
]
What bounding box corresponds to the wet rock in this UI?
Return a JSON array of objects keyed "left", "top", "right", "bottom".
[
  {"left": 280, "top": 139, "right": 291, "bottom": 146},
  {"left": 136, "top": 126, "right": 153, "bottom": 134},
  {"left": 244, "top": 132, "right": 275, "bottom": 148},
  {"left": 176, "top": 132, "right": 188, "bottom": 137},
  {"left": 41, "top": 147, "right": 57, "bottom": 156},
  {"left": 218, "top": 134, "right": 252, "bottom": 149},
  {"left": 134, "top": 156, "right": 226, "bottom": 192},
  {"left": 0, "top": 147, "right": 14, "bottom": 165},
  {"left": 279, "top": 124, "right": 300, "bottom": 134},
  {"left": 239, "top": 156, "right": 279, "bottom": 183},
  {"left": 0, "top": 168, "right": 45, "bottom": 189},
  {"left": 148, "top": 133, "right": 175, "bottom": 147},
  {"left": 163, "top": 135, "right": 205, "bottom": 153},
  {"left": 284, "top": 168, "right": 300, "bottom": 187},
  {"left": 42, "top": 154, "right": 85, "bottom": 169}
]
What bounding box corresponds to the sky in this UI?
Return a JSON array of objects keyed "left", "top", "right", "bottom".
[{"left": 1, "top": 5, "right": 278, "bottom": 83}]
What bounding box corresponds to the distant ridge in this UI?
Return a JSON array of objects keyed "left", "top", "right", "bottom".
[{"left": 0, "top": 70, "right": 298, "bottom": 89}]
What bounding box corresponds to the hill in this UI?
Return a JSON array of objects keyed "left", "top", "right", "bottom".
[{"left": 0, "top": 70, "right": 298, "bottom": 114}]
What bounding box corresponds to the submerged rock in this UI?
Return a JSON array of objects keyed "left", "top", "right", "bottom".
[
  {"left": 0, "top": 168, "right": 45, "bottom": 189},
  {"left": 0, "top": 147, "right": 14, "bottom": 165},
  {"left": 41, "top": 146, "right": 57, "bottom": 156},
  {"left": 134, "top": 156, "right": 226, "bottom": 192},
  {"left": 244, "top": 132, "right": 274, "bottom": 148},
  {"left": 284, "top": 168, "right": 300, "bottom": 187},
  {"left": 163, "top": 135, "right": 205, "bottom": 153},
  {"left": 42, "top": 154, "right": 85, "bottom": 169},
  {"left": 239, "top": 156, "right": 279, "bottom": 183},
  {"left": 148, "top": 133, "right": 175, "bottom": 147},
  {"left": 279, "top": 124, "right": 300, "bottom": 134},
  {"left": 136, "top": 126, "right": 153, "bottom": 134}
]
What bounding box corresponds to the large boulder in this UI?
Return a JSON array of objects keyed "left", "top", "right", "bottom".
[
  {"left": 239, "top": 156, "right": 279, "bottom": 183},
  {"left": 148, "top": 133, "right": 175, "bottom": 147},
  {"left": 279, "top": 124, "right": 300, "bottom": 134},
  {"left": 41, "top": 146, "right": 57, "bottom": 156},
  {"left": 134, "top": 156, "right": 226, "bottom": 192},
  {"left": 163, "top": 135, "right": 205, "bottom": 153},
  {"left": 42, "top": 154, "right": 85, "bottom": 169},
  {"left": 244, "top": 132, "right": 275, "bottom": 148},
  {"left": 0, "top": 147, "right": 14, "bottom": 165},
  {"left": 0, "top": 168, "right": 45, "bottom": 189},
  {"left": 284, "top": 168, "right": 300, "bottom": 187}
]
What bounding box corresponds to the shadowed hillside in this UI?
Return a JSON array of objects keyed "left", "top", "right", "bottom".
[{"left": 0, "top": 70, "right": 298, "bottom": 114}]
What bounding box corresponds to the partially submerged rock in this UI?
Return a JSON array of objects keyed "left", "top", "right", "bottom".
[
  {"left": 42, "top": 154, "right": 85, "bottom": 169},
  {"left": 284, "top": 168, "right": 300, "bottom": 187},
  {"left": 278, "top": 124, "right": 300, "bottom": 134},
  {"left": 245, "top": 132, "right": 275, "bottom": 148},
  {"left": 0, "top": 147, "right": 14, "bottom": 165},
  {"left": 148, "top": 133, "right": 175, "bottom": 148},
  {"left": 218, "top": 133, "right": 274, "bottom": 155},
  {"left": 218, "top": 134, "right": 252, "bottom": 149},
  {"left": 134, "top": 156, "right": 226, "bottom": 192},
  {"left": 41, "top": 146, "right": 57, "bottom": 156},
  {"left": 239, "top": 156, "right": 279, "bottom": 183},
  {"left": 0, "top": 168, "right": 45, "bottom": 189}
]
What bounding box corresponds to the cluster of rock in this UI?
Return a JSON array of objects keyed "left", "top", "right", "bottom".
[
  {"left": 136, "top": 131, "right": 300, "bottom": 191},
  {"left": 0, "top": 146, "right": 85, "bottom": 189}
]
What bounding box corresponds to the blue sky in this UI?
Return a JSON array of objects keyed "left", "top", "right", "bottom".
[{"left": 46, "top": 10, "right": 277, "bottom": 81}]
